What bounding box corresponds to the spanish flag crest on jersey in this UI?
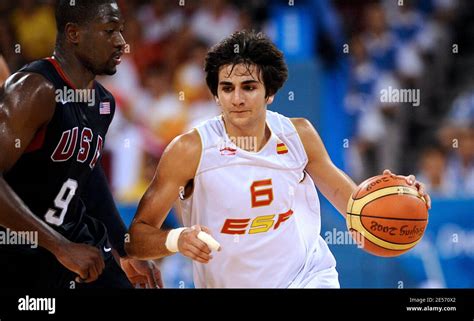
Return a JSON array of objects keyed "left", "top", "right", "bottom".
[{"left": 276, "top": 142, "right": 288, "bottom": 154}]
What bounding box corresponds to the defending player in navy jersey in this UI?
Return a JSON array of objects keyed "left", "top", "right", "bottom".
[{"left": 0, "top": 0, "right": 161, "bottom": 288}]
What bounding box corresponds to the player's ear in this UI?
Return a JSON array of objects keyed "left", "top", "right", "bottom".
[
  {"left": 215, "top": 96, "right": 221, "bottom": 106},
  {"left": 266, "top": 95, "right": 275, "bottom": 105},
  {"left": 64, "top": 23, "right": 81, "bottom": 45}
]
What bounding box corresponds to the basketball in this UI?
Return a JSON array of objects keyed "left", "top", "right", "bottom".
[{"left": 346, "top": 174, "right": 429, "bottom": 257}]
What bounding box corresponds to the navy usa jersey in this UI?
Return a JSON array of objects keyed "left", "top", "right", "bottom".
[{"left": 4, "top": 57, "right": 115, "bottom": 243}]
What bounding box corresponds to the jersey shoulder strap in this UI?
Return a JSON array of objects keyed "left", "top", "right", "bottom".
[
  {"left": 195, "top": 115, "right": 225, "bottom": 150},
  {"left": 19, "top": 58, "right": 68, "bottom": 90}
]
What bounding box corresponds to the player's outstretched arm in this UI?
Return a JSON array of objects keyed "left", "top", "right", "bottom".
[
  {"left": 0, "top": 73, "right": 105, "bottom": 283},
  {"left": 292, "top": 118, "right": 357, "bottom": 218},
  {"left": 126, "top": 130, "right": 215, "bottom": 263},
  {"left": 292, "top": 119, "right": 432, "bottom": 217}
]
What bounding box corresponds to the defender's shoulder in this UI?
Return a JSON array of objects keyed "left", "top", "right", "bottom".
[
  {"left": 2, "top": 71, "right": 56, "bottom": 120},
  {"left": 4, "top": 71, "right": 55, "bottom": 94}
]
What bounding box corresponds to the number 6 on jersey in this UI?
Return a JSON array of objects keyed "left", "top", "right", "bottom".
[{"left": 250, "top": 179, "right": 273, "bottom": 208}]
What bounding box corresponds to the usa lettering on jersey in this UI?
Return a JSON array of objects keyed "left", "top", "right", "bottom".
[{"left": 50, "top": 126, "right": 103, "bottom": 169}]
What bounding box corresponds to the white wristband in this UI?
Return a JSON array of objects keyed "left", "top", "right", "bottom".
[{"left": 165, "top": 227, "right": 187, "bottom": 253}]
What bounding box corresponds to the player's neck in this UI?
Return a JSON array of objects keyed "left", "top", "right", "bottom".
[
  {"left": 223, "top": 118, "right": 271, "bottom": 152},
  {"left": 52, "top": 50, "right": 96, "bottom": 90}
]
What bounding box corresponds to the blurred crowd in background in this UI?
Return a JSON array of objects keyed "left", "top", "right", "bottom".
[
  {"left": 340, "top": 0, "right": 474, "bottom": 198},
  {"left": 1, "top": 0, "right": 473, "bottom": 204}
]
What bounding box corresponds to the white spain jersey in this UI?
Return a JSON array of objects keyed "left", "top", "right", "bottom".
[{"left": 180, "top": 110, "right": 338, "bottom": 288}]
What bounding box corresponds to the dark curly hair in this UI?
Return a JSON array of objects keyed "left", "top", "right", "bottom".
[{"left": 204, "top": 30, "right": 288, "bottom": 98}]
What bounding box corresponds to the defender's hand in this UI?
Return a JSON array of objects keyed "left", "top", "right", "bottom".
[{"left": 55, "top": 242, "right": 105, "bottom": 283}]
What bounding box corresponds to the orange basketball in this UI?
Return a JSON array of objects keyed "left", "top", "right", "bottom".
[{"left": 346, "top": 174, "right": 429, "bottom": 257}]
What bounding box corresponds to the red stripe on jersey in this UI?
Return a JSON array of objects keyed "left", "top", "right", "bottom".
[
  {"left": 24, "top": 126, "right": 47, "bottom": 153},
  {"left": 45, "top": 57, "right": 77, "bottom": 89}
]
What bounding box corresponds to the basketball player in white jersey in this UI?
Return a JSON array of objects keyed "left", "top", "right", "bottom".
[{"left": 125, "top": 31, "right": 431, "bottom": 288}]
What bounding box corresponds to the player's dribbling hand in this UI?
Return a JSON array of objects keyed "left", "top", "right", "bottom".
[
  {"left": 178, "top": 225, "right": 220, "bottom": 264},
  {"left": 383, "top": 169, "right": 432, "bottom": 209},
  {"left": 54, "top": 241, "right": 105, "bottom": 283},
  {"left": 120, "top": 257, "right": 164, "bottom": 289}
]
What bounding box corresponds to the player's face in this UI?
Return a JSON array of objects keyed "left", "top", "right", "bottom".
[
  {"left": 77, "top": 3, "right": 125, "bottom": 75},
  {"left": 216, "top": 63, "right": 274, "bottom": 129}
]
